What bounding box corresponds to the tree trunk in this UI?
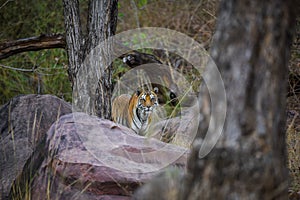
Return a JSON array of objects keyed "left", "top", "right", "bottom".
[
  {"left": 63, "top": 0, "right": 118, "bottom": 118},
  {"left": 63, "top": 0, "right": 83, "bottom": 87},
  {"left": 181, "top": 0, "right": 297, "bottom": 199},
  {"left": 88, "top": 0, "right": 118, "bottom": 119}
]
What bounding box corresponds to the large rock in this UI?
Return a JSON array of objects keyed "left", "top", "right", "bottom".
[
  {"left": 31, "top": 112, "right": 189, "bottom": 199},
  {"left": 0, "top": 95, "right": 72, "bottom": 199}
]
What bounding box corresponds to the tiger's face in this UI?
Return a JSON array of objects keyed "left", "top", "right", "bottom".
[
  {"left": 112, "top": 87, "right": 159, "bottom": 135},
  {"left": 137, "top": 88, "right": 159, "bottom": 115}
]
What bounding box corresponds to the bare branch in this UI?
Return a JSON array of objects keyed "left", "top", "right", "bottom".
[
  {"left": 0, "top": 34, "right": 66, "bottom": 60},
  {"left": 0, "top": 0, "right": 13, "bottom": 10},
  {"left": 0, "top": 63, "right": 36, "bottom": 72}
]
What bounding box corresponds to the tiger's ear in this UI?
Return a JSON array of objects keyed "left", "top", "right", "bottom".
[
  {"left": 153, "top": 87, "right": 159, "bottom": 94},
  {"left": 136, "top": 89, "right": 141, "bottom": 96}
]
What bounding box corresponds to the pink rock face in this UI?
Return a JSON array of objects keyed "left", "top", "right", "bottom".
[
  {"left": 31, "top": 112, "right": 189, "bottom": 199},
  {"left": 0, "top": 94, "right": 72, "bottom": 200}
]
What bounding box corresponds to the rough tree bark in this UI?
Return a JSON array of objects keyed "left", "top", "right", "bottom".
[
  {"left": 181, "top": 0, "right": 298, "bottom": 199},
  {"left": 132, "top": 1, "right": 298, "bottom": 199},
  {"left": 63, "top": 0, "right": 118, "bottom": 118}
]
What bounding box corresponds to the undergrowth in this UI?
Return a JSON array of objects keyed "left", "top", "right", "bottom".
[{"left": 1, "top": 0, "right": 299, "bottom": 198}]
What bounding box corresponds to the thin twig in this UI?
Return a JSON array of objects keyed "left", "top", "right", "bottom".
[
  {"left": 0, "top": 63, "right": 36, "bottom": 72},
  {"left": 130, "top": 0, "right": 140, "bottom": 28},
  {"left": 0, "top": 0, "right": 13, "bottom": 10}
]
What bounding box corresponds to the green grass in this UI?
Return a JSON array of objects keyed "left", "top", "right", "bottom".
[{"left": 0, "top": 49, "right": 72, "bottom": 105}]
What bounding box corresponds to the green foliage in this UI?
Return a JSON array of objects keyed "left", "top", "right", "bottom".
[
  {"left": 117, "top": 2, "right": 125, "bottom": 19},
  {"left": 0, "top": 0, "right": 71, "bottom": 105},
  {"left": 137, "top": 0, "right": 147, "bottom": 8},
  {"left": 1, "top": 0, "right": 299, "bottom": 196},
  {"left": 112, "top": 59, "right": 131, "bottom": 85},
  {"left": 0, "top": 49, "right": 71, "bottom": 105},
  {"left": 0, "top": 0, "right": 64, "bottom": 40}
]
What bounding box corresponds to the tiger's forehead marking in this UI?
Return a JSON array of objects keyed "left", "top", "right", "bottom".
[{"left": 140, "top": 91, "right": 155, "bottom": 99}]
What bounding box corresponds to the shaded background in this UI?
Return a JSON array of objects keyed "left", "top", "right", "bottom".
[{"left": 0, "top": 0, "right": 299, "bottom": 192}]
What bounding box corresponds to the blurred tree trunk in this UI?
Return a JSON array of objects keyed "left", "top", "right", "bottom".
[
  {"left": 133, "top": 1, "right": 299, "bottom": 199},
  {"left": 181, "top": 0, "right": 298, "bottom": 199},
  {"left": 63, "top": 0, "right": 118, "bottom": 118}
]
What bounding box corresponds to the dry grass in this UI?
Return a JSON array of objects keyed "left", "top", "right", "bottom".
[
  {"left": 287, "top": 95, "right": 300, "bottom": 192},
  {"left": 286, "top": 17, "right": 300, "bottom": 193},
  {"left": 120, "top": 0, "right": 300, "bottom": 193},
  {"left": 117, "top": 0, "right": 217, "bottom": 49},
  {"left": 5, "top": 0, "right": 300, "bottom": 198}
]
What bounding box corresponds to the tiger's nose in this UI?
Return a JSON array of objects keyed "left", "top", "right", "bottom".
[{"left": 146, "top": 106, "right": 152, "bottom": 110}]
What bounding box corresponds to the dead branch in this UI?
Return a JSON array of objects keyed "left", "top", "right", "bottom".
[{"left": 0, "top": 34, "right": 66, "bottom": 60}]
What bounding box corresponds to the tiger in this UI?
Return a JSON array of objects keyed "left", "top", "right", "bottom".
[{"left": 112, "top": 87, "right": 159, "bottom": 135}]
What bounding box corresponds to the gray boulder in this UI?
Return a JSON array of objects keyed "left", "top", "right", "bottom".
[{"left": 0, "top": 94, "right": 72, "bottom": 199}]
